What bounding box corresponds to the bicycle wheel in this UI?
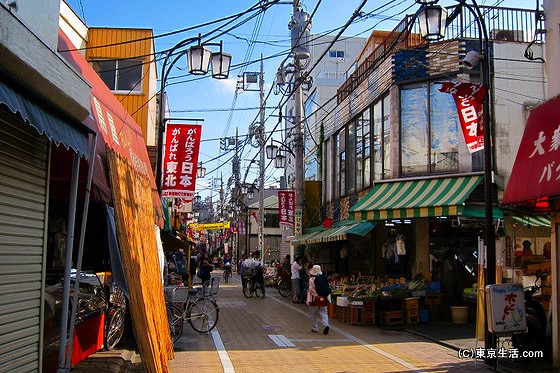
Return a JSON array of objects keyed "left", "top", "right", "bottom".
[
  {"left": 166, "top": 304, "right": 184, "bottom": 343},
  {"left": 242, "top": 279, "right": 253, "bottom": 298},
  {"left": 188, "top": 297, "right": 219, "bottom": 333},
  {"left": 278, "top": 279, "right": 292, "bottom": 297},
  {"left": 104, "top": 307, "right": 126, "bottom": 350}
]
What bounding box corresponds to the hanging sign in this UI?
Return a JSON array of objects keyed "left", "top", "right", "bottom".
[
  {"left": 440, "top": 82, "right": 486, "bottom": 153},
  {"left": 278, "top": 190, "right": 295, "bottom": 228},
  {"left": 162, "top": 124, "right": 202, "bottom": 200}
]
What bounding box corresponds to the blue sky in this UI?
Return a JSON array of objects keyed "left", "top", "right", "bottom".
[{"left": 64, "top": 0, "right": 535, "bottom": 201}]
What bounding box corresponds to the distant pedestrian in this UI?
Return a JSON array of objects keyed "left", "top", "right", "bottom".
[
  {"left": 306, "top": 264, "right": 330, "bottom": 335},
  {"left": 291, "top": 256, "right": 302, "bottom": 303}
]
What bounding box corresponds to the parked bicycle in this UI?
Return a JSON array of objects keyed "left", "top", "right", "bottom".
[
  {"left": 164, "top": 278, "right": 220, "bottom": 343},
  {"left": 242, "top": 269, "right": 265, "bottom": 298},
  {"left": 276, "top": 270, "right": 292, "bottom": 298}
]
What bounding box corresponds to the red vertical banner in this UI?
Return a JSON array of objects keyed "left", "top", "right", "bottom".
[
  {"left": 278, "top": 190, "right": 295, "bottom": 228},
  {"left": 161, "top": 124, "right": 202, "bottom": 200},
  {"left": 439, "top": 82, "right": 486, "bottom": 153}
]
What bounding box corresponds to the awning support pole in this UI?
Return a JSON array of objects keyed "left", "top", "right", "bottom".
[
  {"left": 64, "top": 132, "right": 98, "bottom": 369},
  {"left": 57, "top": 153, "right": 81, "bottom": 373}
]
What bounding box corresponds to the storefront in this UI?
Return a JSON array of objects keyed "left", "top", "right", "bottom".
[{"left": 502, "top": 95, "right": 560, "bottom": 366}]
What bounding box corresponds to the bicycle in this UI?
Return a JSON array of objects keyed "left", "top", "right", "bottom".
[
  {"left": 242, "top": 268, "right": 265, "bottom": 298},
  {"left": 223, "top": 264, "right": 232, "bottom": 283},
  {"left": 164, "top": 279, "right": 220, "bottom": 343},
  {"left": 276, "top": 271, "right": 292, "bottom": 298}
]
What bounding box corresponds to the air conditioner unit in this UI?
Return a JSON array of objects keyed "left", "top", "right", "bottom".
[{"left": 490, "top": 29, "right": 525, "bottom": 42}]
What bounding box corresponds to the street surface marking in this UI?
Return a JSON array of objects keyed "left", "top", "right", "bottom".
[
  {"left": 269, "top": 295, "right": 423, "bottom": 372},
  {"left": 291, "top": 338, "right": 353, "bottom": 343},
  {"left": 268, "top": 334, "right": 296, "bottom": 347},
  {"left": 211, "top": 329, "right": 235, "bottom": 373}
]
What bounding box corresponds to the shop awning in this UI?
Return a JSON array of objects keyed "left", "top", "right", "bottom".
[
  {"left": 460, "top": 205, "right": 504, "bottom": 219},
  {"left": 0, "top": 79, "right": 90, "bottom": 157},
  {"left": 293, "top": 221, "right": 375, "bottom": 245},
  {"left": 58, "top": 30, "right": 163, "bottom": 221},
  {"left": 503, "top": 96, "right": 560, "bottom": 206},
  {"left": 349, "top": 175, "right": 483, "bottom": 220},
  {"left": 511, "top": 214, "right": 551, "bottom": 228}
]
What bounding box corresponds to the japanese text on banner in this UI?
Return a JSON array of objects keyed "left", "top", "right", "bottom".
[{"left": 162, "top": 123, "right": 202, "bottom": 200}]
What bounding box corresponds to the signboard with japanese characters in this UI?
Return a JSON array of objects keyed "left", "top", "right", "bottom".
[
  {"left": 439, "top": 81, "right": 486, "bottom": 153},
  {"left": 278, "top": 190, "right": 295, "bottom": 228},
  {"left": 503, "top": 96, "right": 560, "bottom": 204},
  {"left": 485, "top": 283, "right": 526, "bottom": 333},
  {"left": 162, "top": 124, "right": 202, "bottom": 200}
]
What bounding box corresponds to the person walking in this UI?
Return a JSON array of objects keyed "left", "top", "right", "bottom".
[
  {"left": 306, "top": 264, "right": 330, "bottom": 335},
  {"left": 291, "top": 256, "right": 302, "bottom": 303}
]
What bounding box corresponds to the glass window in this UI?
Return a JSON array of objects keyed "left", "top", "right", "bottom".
[
  {"left": 329, "top": 50, "right": 345, "bottom": 58},
  {"left": 92, "top": 59, "right": 143, "bottom": 93},
  {"left": 401, "top": 83, "right": 429, "bottom": 176},
  {"left": 383, "top": 95, "right": 391, "bottom": 178},
  {"left": 430, "top": 82, "right": 459, "bottom": 173},
  {"left": 347, "top": 122, "right": 356, "bottom": 194},
  {"left": 400, "top": 82, "right": 460, "bottom": 176}
]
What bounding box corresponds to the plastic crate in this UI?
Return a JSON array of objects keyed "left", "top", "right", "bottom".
[{"left": 425, "top": 281, "right": 441, "bottom": 293}]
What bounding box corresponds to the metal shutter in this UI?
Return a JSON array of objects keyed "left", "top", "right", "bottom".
[{"left": 0, "top": 111, "right": 48, "bottom": 373}]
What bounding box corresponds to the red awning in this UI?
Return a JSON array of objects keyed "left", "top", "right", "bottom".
[
  {"left": 58, "top": 30, "right": 162, "bottom": 221},
  {"left": 503, "top": 96, "right": 560, "bottom": 206}
]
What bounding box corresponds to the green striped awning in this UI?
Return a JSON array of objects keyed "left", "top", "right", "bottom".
[
  {"left": 292, "top": 221, "right": 376, "bottom": 245},
  {"left": 349, "top": 176, "right": 483, "bottom": 220},
  {"left": 512, "top": 215, "right": 551, "bottom": 228}
]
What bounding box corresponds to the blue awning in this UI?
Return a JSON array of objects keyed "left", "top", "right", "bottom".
[{"left": 0, "top": 79, "right": 90, "bottom": 157}]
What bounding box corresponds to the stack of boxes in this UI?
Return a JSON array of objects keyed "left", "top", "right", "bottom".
[{"left": 402, "top": 297, "right": 420, "bottom": 324}]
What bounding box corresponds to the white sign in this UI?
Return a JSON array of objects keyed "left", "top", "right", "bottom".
[{"left": 485, "top": 283, "right": 526, "bottom": 334}]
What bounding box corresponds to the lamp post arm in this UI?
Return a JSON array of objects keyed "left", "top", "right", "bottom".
[{"left": 155, "top": 35, "right": 201, "bottom": 193}]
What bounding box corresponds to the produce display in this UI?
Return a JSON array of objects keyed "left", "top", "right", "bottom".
[{"left": 328, "top": 273, "right": 434, "bottom": 301}]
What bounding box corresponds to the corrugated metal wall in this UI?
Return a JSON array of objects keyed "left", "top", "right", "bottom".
[{"left": 0, "top": 111, "right": 48, "bottom": 373}]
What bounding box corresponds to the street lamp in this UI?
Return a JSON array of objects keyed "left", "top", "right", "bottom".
[
  {"left": 266, "top": 139, "right": 295, "bottom": 169},
  {"left": 416, "top": 0, "right": 496, "bottom": 355},
  {"left": 156, "top": 34, "right": 232, "bottom": 193}
]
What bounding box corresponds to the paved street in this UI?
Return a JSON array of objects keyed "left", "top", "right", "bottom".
[{"left": 165, "top": 272, "right": 492, "bottom": 373}]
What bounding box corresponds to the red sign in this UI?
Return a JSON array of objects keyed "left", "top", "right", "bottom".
[
  {"left": 278, "top": 190, "right": 295, "bottom": 228},
  {"left": 503, "top": 96, "right": 560, "bottom": 205},
  {"left": 162, "top": 124, "right": 202, "bottom": 200},
  {"left": 440, "top": 82, "right": 486, "bottom": 153}
]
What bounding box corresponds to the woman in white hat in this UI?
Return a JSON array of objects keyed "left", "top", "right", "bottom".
[{"left": 306, "top": 264, "right": 330, "bottom": 335}]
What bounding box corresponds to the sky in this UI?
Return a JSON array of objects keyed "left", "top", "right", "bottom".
[{"left": 64, "top": 0, "right": 536, "bottom": 202}]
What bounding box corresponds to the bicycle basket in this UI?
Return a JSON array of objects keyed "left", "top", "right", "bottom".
[{"left": 163, "top": 286, "right": 190, "bottom": 304}]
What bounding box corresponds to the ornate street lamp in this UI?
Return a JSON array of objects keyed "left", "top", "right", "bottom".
[
  {"left": 266, "top": 139, "right": 295, "bottom": 169},
  {"left": 156, "top": 35, "right": 232, "bottom": 193}
]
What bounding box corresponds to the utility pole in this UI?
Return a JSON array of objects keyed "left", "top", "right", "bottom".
[
  {"left": 258, "top": 55, "right": 265, "bottom": 263},
  {"left": 290, "top": 0, "right": 310, "bottom": 240}
]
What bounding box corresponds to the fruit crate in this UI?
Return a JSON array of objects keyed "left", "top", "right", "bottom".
[
  {"left": 344, "top": 304, "right": 363, "bottom": 325},
  {"left": 380, "top": 310, "right": 403, "bottom": 325}
]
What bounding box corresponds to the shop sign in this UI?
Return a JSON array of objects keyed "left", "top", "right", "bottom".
[
  {"left": 485, "top": 283, "right": 526, "bottom": 333},
  {"left": 278, "top": 190, "right": 295, "bottom": 228},
  {"left": 439, "top": 82, "right": 486, "bottom": 153},
  {"left": 162, "top": 124, "right": 202, "bottom": 200},
  {"left": 503, "top": 96, "right": 560, "bottom": 204},
  {"left": 189, "top": 222, "right": 231, "bottom": 230}
]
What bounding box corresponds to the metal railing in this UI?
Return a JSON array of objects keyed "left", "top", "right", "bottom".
[{"left": 337, "top": 6, "right": 543, "bottom": 104}]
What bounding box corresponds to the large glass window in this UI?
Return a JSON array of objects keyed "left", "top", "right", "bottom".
[
  {"left": 337, "top": 130, "right": 345, "bottom": 198},
  {"left": 372, "top": 94, "right": 391, "bottom": 180},
  {"left": 92, "top": 59, "right": 143, "bottom": 93},
  {"left": 400, "top": 83, "right": 459, "bottom": 176},
  {"left": 347, "top": 122, "right": 356, "bottom": 194}
]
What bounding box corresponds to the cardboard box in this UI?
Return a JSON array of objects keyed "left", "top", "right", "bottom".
[{"left": 525, "top": 261, "right": 551, "bottom": 275}]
